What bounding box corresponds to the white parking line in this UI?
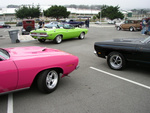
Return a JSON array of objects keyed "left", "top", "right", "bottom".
[
  {"left": 90, "top": 67, "right": 150, "bottom": 90},
  {"left": 7, "top": 93, "right": 13, "bottom": 113}
]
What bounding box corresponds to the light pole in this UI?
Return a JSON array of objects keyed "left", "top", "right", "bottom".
[{"left": 100, "top": 9, "right": 102, "bottom": 24}]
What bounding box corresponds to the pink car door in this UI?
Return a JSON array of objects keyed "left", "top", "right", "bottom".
[{"left": 0, "top": 57, "right": 18, "bottom": 93}]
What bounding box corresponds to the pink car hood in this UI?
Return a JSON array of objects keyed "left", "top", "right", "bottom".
[{"left": 5, "top": 46, "right": 70, "bottom": 59}]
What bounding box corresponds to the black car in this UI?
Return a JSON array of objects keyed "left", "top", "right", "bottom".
[
  {"left": 0, "top": 24, "right": 11, "bottom": 28},
  {"left": 62, "top": 19, "right": 84, "bottom": 27},
  {"left": 94, "top": 37, "right": 150, "bottom": 70}
]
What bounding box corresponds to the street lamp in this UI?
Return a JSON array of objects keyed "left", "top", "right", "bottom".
[{"left": 99, "top": 9, "right": 102, "bottom": 24}]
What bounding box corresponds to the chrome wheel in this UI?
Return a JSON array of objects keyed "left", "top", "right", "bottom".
[
  {"left": 107, "top": 52, "right": 126, "bottom": 70},
  {"left": 46, "top": 70, "right": 58, "bottom": 89},
  {"left": 117, "top": 26, "right": 121, "bottom": 30},
  {"left": 129, "top": 27, "right": 134, "bottom": 31},
  {"left": 110, "top": 55, "right": 122, "bottom": 69},
  {"left": 54, "top": 35, "right": 62, "bottom": 44},
  {"left": 78, "top": 32, "right": 85, "bottom": 39},
  {"left": 37, "top": 69, "right": 60, "bottom": 93}
]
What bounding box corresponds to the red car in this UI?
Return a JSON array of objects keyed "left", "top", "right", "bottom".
[
  {"left": 22, "top": 19, "right": 35, "bottom": 35},
  {"left": 0, "top": 46, "right": 79, "bottom": 94},
  {"left": 0, "top": 22, "right": 11, "bottom": 28}
]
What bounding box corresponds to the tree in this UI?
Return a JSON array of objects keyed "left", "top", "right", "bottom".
[
  {"left": 93, "top": 16, "right": 97, "bottom": 21},
  {"left": 44, "top": 5, "right": 70, "bottom": 20},
  {"left": 15, "top": 5, "right": 41, "bottom": 19},
  {"left": 97, "top": 5, "right": 124, "bottom": 20}
]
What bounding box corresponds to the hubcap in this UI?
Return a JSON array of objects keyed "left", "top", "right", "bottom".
[
  {"left": 80, "top": 33, "right": 84, "bottom": 39},
  {"left": 110, "top": 55, "right": 122, "bottom": 69},
  {"left": 46, "top": 70, "right": 58, "bottom": 89},
  {"left": 56, "top": 36, "right": 62, "bottom": 43},
  {"left": 130, "top": 27, "right": 133, "bottom": 31}
]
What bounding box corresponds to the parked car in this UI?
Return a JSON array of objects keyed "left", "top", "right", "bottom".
[
  {"left": 0, "top": 22, "right": 11, "bottom": 28},
  {"left": 16, "top": 21, "right": 22, "bottom": 26},
  {"left": 95, "top": 21, "right": 101, "bottom": 24},
  {"left": 22, "top": 19, "right": 35, "bottom": 35},
  {"left": 0, "top": 46, "right": 79, "bottom": 94},
  {"left": 62, "top": 19, "right": 84, "bottom": 27},
  {"left": 44, "top": 21, "right": 60, "bottom": 28},
  {"left": 107, "top": 20, "right": 115, "bottom": 24},
  {"left": 117, "top": 20, "right": 141, "bottom": 31},
  {"left": 94, "top": 36, "right": 150, "bottom": 70},
  {"left": 30, "top": 24, "right": 88, "bottom": 44}
]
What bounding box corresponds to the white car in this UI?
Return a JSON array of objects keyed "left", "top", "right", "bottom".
[
  {"left": 108, "top": 20, "right": 115, "bottom": 24},
  {"left": 95, "top": 21, "right": 101, "bottom": 24},
  {"left": 115, "top": 21, "right": 125, "bottom": 30}
]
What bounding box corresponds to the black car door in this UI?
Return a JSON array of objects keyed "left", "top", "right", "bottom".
[{"left": 135, "top": 42, "right": 150, "bottom": 63}]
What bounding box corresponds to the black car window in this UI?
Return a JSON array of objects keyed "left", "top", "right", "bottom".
[
  {"left": 25, "top": 21, "right": 32, "bottom": 24},
  {"left": 0, "top": 49, "right": 10, "bottom": 60}
]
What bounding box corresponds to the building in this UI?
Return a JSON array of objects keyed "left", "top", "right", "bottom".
[
  {"left": 0, "top": 6, "right": 100, "bottom": 21},
  {"left": 0, "top": 8, "right": 16, "bottom": 21}
]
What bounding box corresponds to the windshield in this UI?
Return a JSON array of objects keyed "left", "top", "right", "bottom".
[
  {"left": 0, "top": 49, "right": 10, "bottom": 60},
  {"left": 141, "top": 36, "right": 150, "bottom": 43}
]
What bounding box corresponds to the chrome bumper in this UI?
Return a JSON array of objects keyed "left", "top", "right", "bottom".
[
  {"left": 76, "top": 65, "right": 80, "bottom": 70},
  {"left": 94, "top": 50, "right": 98, "bottom": 56}
]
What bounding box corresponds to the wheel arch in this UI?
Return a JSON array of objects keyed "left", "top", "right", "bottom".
[
  {"left": 31, "top": 67, "right": 63, "bottom": 86},
  {"left": 55, "top": 34, "right": 63, "bottom": 39},
  {"left": 79, "top": 31, "right": 85, "bottom": 36},
  {"left": 129, "top": 26, "right": 136, "bottom": 31},
  {"left": 105, "top": 50, "right": 127, "bottom": 61},
  {"left": 81, "top": 31, "right": 85, "bottom": 34}
]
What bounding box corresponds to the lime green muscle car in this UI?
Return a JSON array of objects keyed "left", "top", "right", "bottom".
[{"left": 30, "top": 24, "right": 88, "bottom": 44}]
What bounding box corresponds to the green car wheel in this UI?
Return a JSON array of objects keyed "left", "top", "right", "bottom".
[
  {"left": 54, "top": 35, "right": 62, "bottom": 44},
  {"left": 78, "top": 32, "right": 85, "bottom": 39}
]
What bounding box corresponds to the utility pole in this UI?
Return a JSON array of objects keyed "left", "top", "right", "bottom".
[{"left": 100, "top": 9, "right": 102, "bottom": 24}]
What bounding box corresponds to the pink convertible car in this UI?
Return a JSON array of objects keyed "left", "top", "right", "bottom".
[{"left": 0, "top": 46, "right": 79, "bottom": 94}]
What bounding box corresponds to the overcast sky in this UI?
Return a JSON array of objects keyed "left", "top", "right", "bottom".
[{"left": 0, "top": 0, "right": 149, "bottom": 9}]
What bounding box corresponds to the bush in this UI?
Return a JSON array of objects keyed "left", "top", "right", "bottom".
[{"left": 5, "top": 22, "right": 17, "bottom": 24}]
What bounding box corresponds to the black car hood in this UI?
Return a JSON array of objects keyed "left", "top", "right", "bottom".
[{"left": 95, "top": 38, "right": 144, "bottom": 46}]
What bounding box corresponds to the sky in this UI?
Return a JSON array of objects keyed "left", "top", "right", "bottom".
[{"left": 0, "top": 0, "right": 150, "bottom": 10}]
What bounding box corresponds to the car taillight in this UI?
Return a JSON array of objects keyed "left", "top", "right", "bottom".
[
  {"left": 31, "top": 33, "right": 37, "bottom": 35},
  {"left": 39, "top": 33, "right": 48, "bottom": 37},
  {"left": 30, "top": 32, "right": 48, "bottom": 37},
  {"left": 40, "top": 33, "right": 47, "bottom": 35}
]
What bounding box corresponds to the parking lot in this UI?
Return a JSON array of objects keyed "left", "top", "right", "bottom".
[{"left": 0, "top": 24, "right": 150, "bottom": 113}]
